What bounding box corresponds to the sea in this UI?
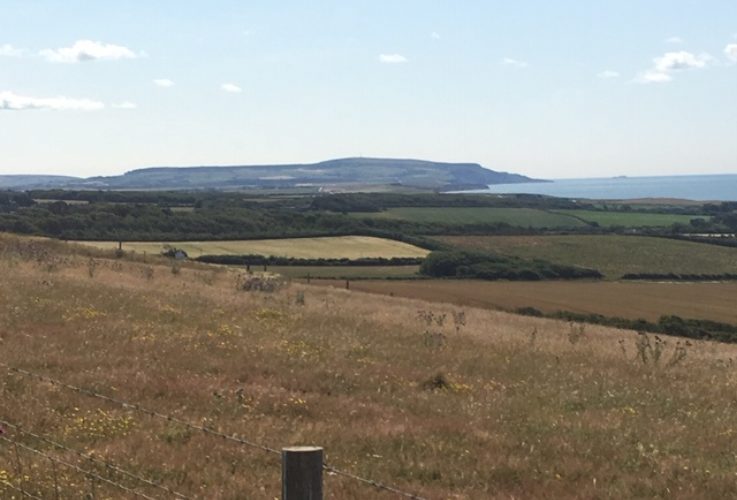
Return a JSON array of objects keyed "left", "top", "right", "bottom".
[{"left": 470, "top": 174, "right": 737, "bottom": 202}]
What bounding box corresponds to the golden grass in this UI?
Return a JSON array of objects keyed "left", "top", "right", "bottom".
[
  {"left": 3, "top": 232, "right": 737, "bottom": 499},
  {"left": 71, "top": 236, "right": 430, "bottom": 259}
]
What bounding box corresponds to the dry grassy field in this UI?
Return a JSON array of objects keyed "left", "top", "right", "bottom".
[
  {"left": 4, "top": 233, "right": 737, "bottom": 499},
  {"left": 72, "top": 236, "right": 430, "bottom": 259},
  {"left": 304, "top": 280, "right": 737, "bottom": 323}
]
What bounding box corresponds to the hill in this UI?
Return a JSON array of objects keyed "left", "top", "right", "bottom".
[
  {"left": 0, "top": 174, "right": 81, "bottom": 189},
  {"left": 0, "top": 157, "right": 543, "bottom": 191}
]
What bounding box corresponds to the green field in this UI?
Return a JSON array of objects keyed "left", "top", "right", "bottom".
[
  {"left": 550, "top": 209, "right": 700, "bottom": 227},
  {"left": 355, "top": 207, "right": 698, "bottom": 228},
  {"left": 356, "top": 207, "right": 588, "bottom": 227},
  {"left": 438, "top": 234, "right": 737, "bottom": 279},
  {"left": 72, "top": 236, "right": 430, "bottom": 259}
]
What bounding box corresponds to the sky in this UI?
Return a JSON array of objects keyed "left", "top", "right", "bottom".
[{"left": 1, "top": 1, "right": 736, "bottom": 180}]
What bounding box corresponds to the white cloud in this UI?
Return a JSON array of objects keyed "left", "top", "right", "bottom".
[
  {"left": 654, "top": 51, "right": 710, "bottom": 72},
  {"left": 638, "top": 71, "right": 672, "bottom": 83},
  {"left": 154, "top": 79, "right": 175, "bottom": 87},
  {"left": 40, "top": 40, "right": 136, "bottom": 63},
  {"left": 597, "top": 70, "right": 620, "bottom": 79},
  {"left": 112, "top": 101, "right": 137, "bottom": 109},
  {"left": 665, "top": 37, "right": 684, "bottom": 44},
  {"left": 725, "top": 43, "right": 737, "bottom": 63},
  {"left": 0, "top": 44, "right": 23, "bottom": 57},
  {"left": 0, "top": 91, "right": 104, "bottom": 111},
  {"left": 502, "top": 57, "right": 528, "bottom": 69},
  {"left": 379, "top": 53, "right": 407, "bottom": 63},
  {"left": 221, "top": 83, "right": 242, "bottom": 93},
  {"left": 636, "top": 51, "right": 711, "bottom": 83}
]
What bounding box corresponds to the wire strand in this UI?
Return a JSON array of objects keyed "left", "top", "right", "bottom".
[
  {"left": 1, "top": 362, "right": 433, "bottom": 500},
  {"left": 0, "top": 420, "right": 199, "bottom": 500},
  {"left": 1, "top": 363, "right": 281, "bottom": 456},
  {"left": 0, "top": 480, "right": 45, "bottom": 500},
  {"left": 324, "top": 464, "right": 429, "bottom": 500},
  {"left": 1, "top": 436, "right": 161, "bottom": 500}
]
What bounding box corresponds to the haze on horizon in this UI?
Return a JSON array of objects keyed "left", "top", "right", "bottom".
[{"left": 1, "top": 1, "right": 736, "bottom": 180}]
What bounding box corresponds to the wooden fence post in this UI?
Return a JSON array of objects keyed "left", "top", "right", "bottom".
[{"left": 282, "top": 446, "right": 323, "bottom": 500}]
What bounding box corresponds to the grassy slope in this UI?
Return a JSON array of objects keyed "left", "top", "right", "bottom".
[
  {"left": 71, "top": 236, "right": 430, "bottom": 259},
  {"left": 438, "top": 235, "right": 737, "bottom": 279},
  {"left": 4, "top": 235, "right": 737, "bottom": 499}
]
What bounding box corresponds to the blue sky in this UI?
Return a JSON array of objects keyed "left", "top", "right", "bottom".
[{"left": 1, "top": 1, "right": 736, "bottom": 179}]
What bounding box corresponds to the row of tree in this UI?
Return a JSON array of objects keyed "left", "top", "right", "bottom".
[
  {"left": 420, "top": 250, "right": 602, "bottom": 281},
  {"left": 517, "top": 308, "right": 737, "bottom": 343}
]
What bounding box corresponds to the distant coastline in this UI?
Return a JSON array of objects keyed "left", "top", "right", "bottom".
[{"left": 468, "top": 174, "right": 737, "bottom": 202}]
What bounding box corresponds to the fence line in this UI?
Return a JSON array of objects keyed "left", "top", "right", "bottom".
[
  {"left": 1, "top": 436, "right": 162, "bottom": 500},
  {"left": 1, "top": 362, "right": 431, "bottom": 500},
  {"left": 0, "top": 420, "right": 198, "bottom": 500},
  {"left": 322, "top": 464, "right": 428, "bottom": 500},
  {"left": 0, "top": 363, "right": 282, "bottom": 456},
  {"left": 0, "top": 478, "right": 45, "bottom": 500}
]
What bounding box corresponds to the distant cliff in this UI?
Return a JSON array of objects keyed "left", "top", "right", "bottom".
[{"left": 1, "top": 157, "right": 545, "bottom": 191}]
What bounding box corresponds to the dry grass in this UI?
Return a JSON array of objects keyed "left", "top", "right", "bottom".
[
  {"left": 3, "top": 233, "right": 737, "bottom": 499},
  {"left": 71, "top": 236, "right": 430, "bottom": 259}
]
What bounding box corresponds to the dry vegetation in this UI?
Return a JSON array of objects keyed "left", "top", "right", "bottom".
[{"left": 3, "top": 233, "right": 737, "bottom": 499}]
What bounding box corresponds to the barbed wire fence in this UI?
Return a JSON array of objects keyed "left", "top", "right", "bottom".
[
  {"left": 0, "top": 362, "right": 431, "bottom": 500},
  {"left": 1, "top": 420, "right": 199, "bottom": 500}
]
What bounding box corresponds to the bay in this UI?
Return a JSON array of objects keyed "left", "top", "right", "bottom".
[{"left": 473, "top": 174, "right": 737, "bottom": 202}]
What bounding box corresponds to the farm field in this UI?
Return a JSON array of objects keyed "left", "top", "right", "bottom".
[
  {"left": 269, "top": 265, "right": 421, "bottom": 279},
  {"left": 437, "top": 234, "right": 737, "bottom": 279},
  {"left": 71, "top": 235, "right": 430, "bottom": 259},
  {"left": 306, "top": 279, "right": 737, "bottom": 324},
  {"left": 5, "top": 233, "right": 737, "bottom": 499},
  {"left": 550, "top": 209, "right": 700, "bottom": 227},
  {"left": 355, "top": 207, "right": 588, "bottom": 227}
]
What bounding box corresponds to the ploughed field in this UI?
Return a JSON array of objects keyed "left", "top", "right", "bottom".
[
  {"left": 305, "top": 279, "right": 737, "bottom": 324},
  {"left": 71, "top": 235, "right": 430, "bottom": 259},
  {"left": 269, "top": 265, "right": 421, "bottom": 279}
]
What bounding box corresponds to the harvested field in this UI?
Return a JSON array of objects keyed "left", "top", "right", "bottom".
[
  {"left": 306, "top": 279, "right": 737, "bottom": 324},
  {"left": 71, "top": 235, "right": 430, "bottom": 259}
]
